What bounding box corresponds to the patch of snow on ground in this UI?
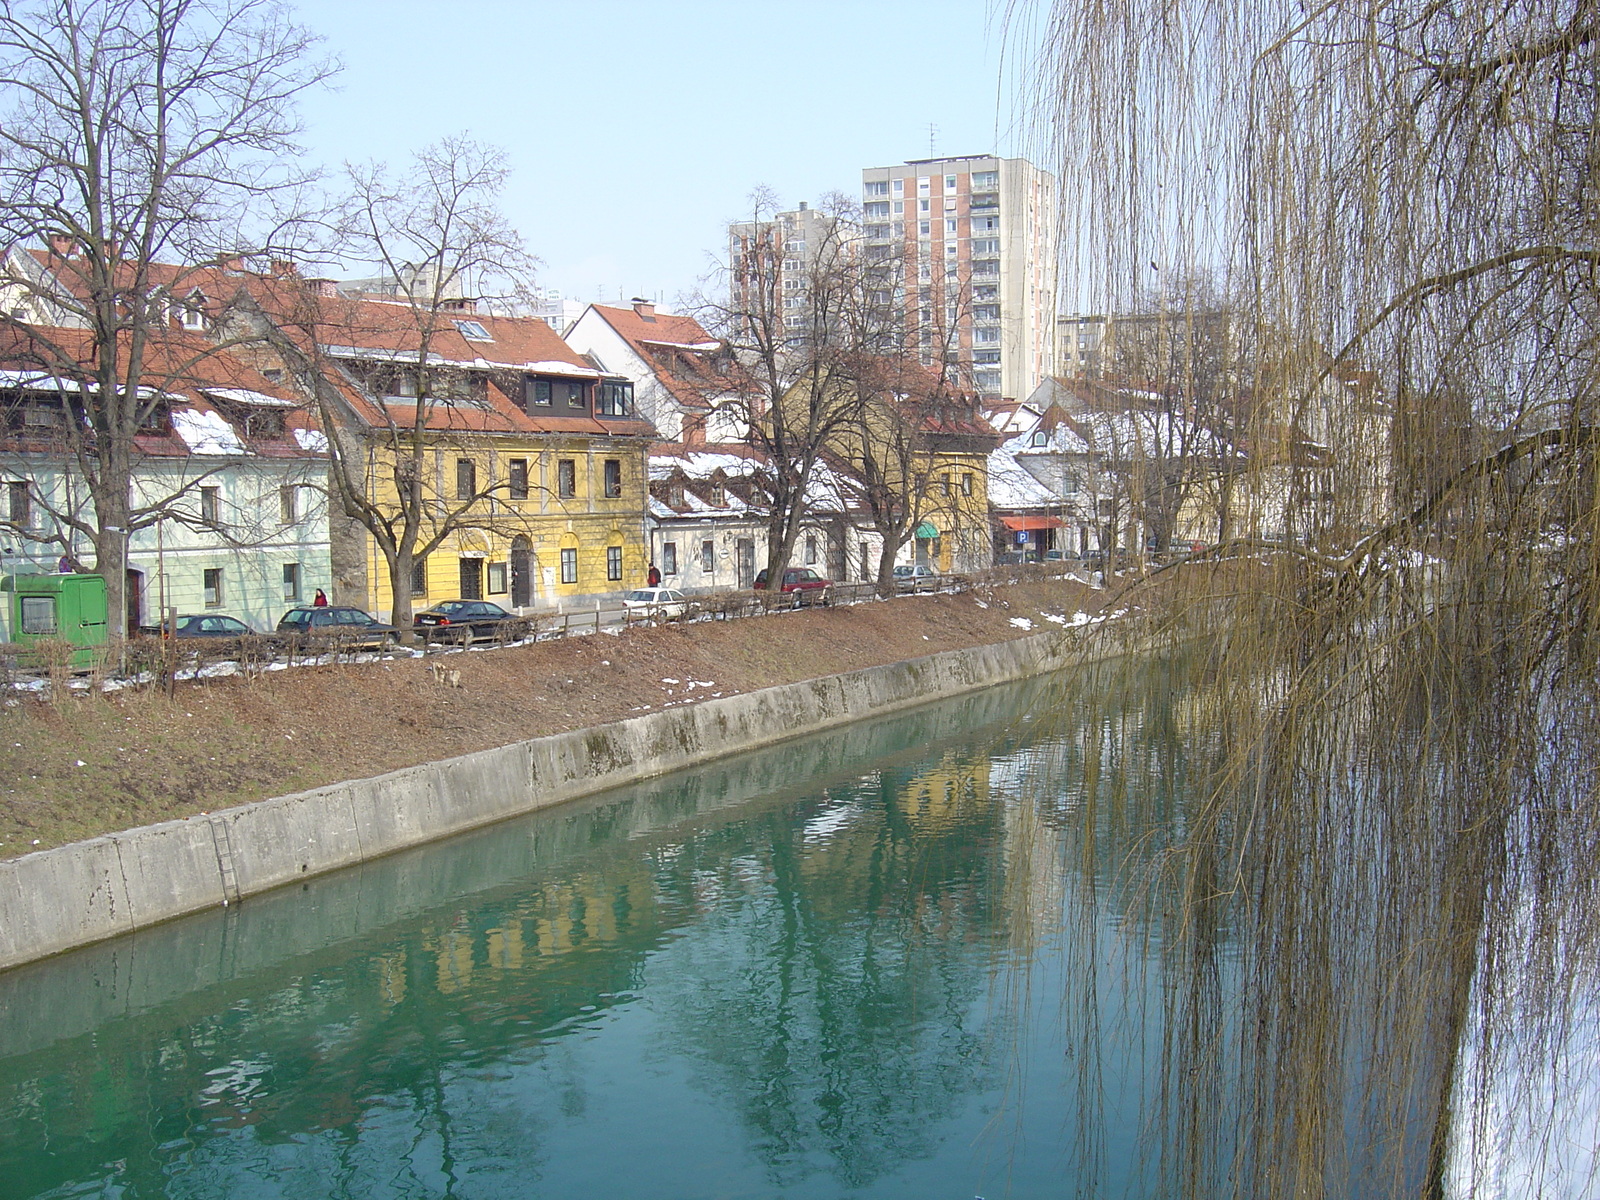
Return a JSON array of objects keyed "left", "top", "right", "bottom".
[{"left": 1009, "top": 617, "right": 1034, "bottom": 630}]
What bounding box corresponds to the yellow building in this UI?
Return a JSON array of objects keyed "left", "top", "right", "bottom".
[
  {"left": 259, "top": 290, "right": 655, "bottom": 616},
  {"left": 785, "top": 362, "right": 1001, "bottom": 575}
]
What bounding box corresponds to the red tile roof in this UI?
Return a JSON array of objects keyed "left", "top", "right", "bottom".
[{"left": 0, "top": 323, "right": 324, "bottom": 459}]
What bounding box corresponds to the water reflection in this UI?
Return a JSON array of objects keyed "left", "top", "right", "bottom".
[{"left": 0, "top": 660, "right": 1220, "bottom": 1199}]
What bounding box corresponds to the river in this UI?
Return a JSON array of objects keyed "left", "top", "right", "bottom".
[{"left": 0, "top": 665, "right": 1303, "bottom": 1198}]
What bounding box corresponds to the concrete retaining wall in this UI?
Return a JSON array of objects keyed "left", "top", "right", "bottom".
[{"left": 0, "top": 630, "right": 1079, "bottom": 973}]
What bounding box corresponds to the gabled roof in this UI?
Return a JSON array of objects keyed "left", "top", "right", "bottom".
[
  {"left": 246, "top": 288, "right": 653, "bottom": 439},
  {"left": 585, "top": 303, "right": 743, "bottom": 413},
  {"left": 0, "top": 323, "right": 324, "bottom": 460}
]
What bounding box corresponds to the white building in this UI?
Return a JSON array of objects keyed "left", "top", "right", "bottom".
[
  {"left": 564, "top": 300, "right": 745, "bottom": 444},
  {"left": 861, "top": 154, "right": 1058, "bottom": 400}
]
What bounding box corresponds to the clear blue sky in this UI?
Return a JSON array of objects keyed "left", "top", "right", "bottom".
[{"left": 289, "top": 0, "right": 1045, "bottom": 308}]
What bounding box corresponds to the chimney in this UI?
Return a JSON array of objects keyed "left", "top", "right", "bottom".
[
  {"left": 47, "top": 233, "right": 74, "bottom": 259},
  {"left": 270, "top": 259, "right": 299, "bottom": 278},
  {"left": 308, "top": 278, "right": 339, "bottom": 298},
  {"left": 631, "top": 296, "right": 655, "bottom": 320},
  {"left": 441, "top": 296, "right": 478, "bottom": 314},
  {"left": 798, "top": 201, "right": 808, "bottom": 212}
]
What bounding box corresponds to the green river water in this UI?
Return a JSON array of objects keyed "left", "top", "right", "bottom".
[{"left": 0, "top": 668, "right": 1223, "bottom": 1199}]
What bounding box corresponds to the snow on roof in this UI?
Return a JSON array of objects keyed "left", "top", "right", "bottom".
[
  {"left": 171, "top": 407, "right": 248, "bottom": 455},
  {"left": 326, "top": 345, "right": 601, "bottom": 377},
  {"left": 988, "top": 439, "right": 1063, "bottom": 508},
  {"left": 294, "top": 427, "right": 329, "bottom": 453},
  {"left": 201, "top": 386, "right": 297, "bottom": 407},
  {"left": 650, "top": 450, "right": 761, "bottom": 480},
  {"left": 637, "top": 338, "right": 721, "bottom": 353}
]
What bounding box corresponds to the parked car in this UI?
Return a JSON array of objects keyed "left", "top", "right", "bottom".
[
  {"left": 753, "top": 567, "right": 831, "bottom": 605},
  {"left": 622, "top": 587, "right": 689, "bottom": 619},
  {"left": 160, "top": 614, "right": 258, "bottom": 638},
  {"left": 413, "top": 599, "right": 529, "bottom": 642},
  {"left": 891, "top": 564, "right": 940, "bottom": 592},
  {"left": 276, "top": 605, "right": 398, "bottom": 649}
]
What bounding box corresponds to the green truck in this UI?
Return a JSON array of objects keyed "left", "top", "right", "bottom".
[{"left": 2, "top": 573, "right": 109, "bottom": 668}]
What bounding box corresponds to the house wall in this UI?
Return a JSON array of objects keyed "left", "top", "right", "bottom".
[
  {"left": 355, "top": 435, "right": 651, "bottom": 616},
  {"left": 0, "top": 452, "right": 330, "bottom": 634}
]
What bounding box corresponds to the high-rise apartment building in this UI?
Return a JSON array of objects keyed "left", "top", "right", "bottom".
[
  {"left": 861, "top": 154, "right": 1057, "bottom": 399},
  {"left": 727, "top": 201, "right": 843, "bottom": 339}
]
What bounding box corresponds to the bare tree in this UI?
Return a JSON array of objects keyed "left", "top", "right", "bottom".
[
  {"left": 711, "top": 190, "right": 904, "bottom": 582},
  {"left": 257, "top": 138, "right": 539, "bottom": 632},
  {"left": 0, "top": 0, "right": 332, "bottom": 634}
]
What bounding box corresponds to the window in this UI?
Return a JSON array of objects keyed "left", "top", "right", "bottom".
[
  {"left": 962, "top": 473, "right": 974, "bottom": 496},
  {"left": 597, "top": 380, "right": 633, "bottom": 416},
  {"left": 973, "top": 238, "right": 1001, "bottom": 254},
  {"left": 804, "top": 534, "right": 817, "bottom": 565},
  {"left": 282, "top": 561, "right": 300, "bottom": 601},
  {"left": 557, "top": 459, "right": 576, "bottom": 498},
  {"left": 891, "top": 179, "right": 903, "bottom": 195},
  {"left": 942, "top": 476, "right": 954, "bottom": 496},
  {"left": 975, "top": 327, "right": 1001, "bottom": 344},
  {"left": 1031, "top": 430, "right": 1049, "bottom": 447},
  {"left": 6, "top": 480, "right": 29, "bottom": 527},
  {"left": 20, "top": 595, "right": 55, "bottom": 635},
  {"left": 946, "top": 219, "right": 957, "bottom": 234},
  {"left": 944, "top": 174, "right": 957, "bottom": 189},
  {"left": 279, "top": 485, "right": 298, "bottom": 525},
  {"left": 560, "top": 546, "right": 577, "bottom": 584},
  {"left": 974, "top": 215, "right": 999, "bottom": 232},
  {"left": 701, "top": 539, "right": 714, "bottom": 572},
  {"left": 200, "top": 486, "right": 220, "bottom": 524},
  {"left": 456, "top": 458, "right": 476, "bottom": 500},
  {"left": 918, "top": 199, "right": 930, "bottom": 213},
  {"left": 411, "top": 556, "right": 428, "bottom": 595},
  {"left": 919, "top": 221, "right": 931, "bottom": 236},
  {"left": 917, "top": 177, "right": 930, "bottom": 193},
  {"left": 459, "top": 557, "right": 483, "bottom": 600},
  {"left": 662, "top": 541, "right": 678, "bottom": 575},
  {"left": 262, "top": 368, "right": 283, "bottom": 384},
  {"left": 453, "top": 319, "right": 493, "bottom": 342},
  {"left": 487, "top": 561, "right": 507, "bottom": 594},
  {"left": 892, "top": 200, "right": 904, "bottom": 214},
  {"left": 181, "top": 294, "right": 206, "bottom": 330},
  {"left": 603, "top": 459, "right": 622, "bottom": 498},
  {"left": 972, "top": 170, "right": 998, "bottom": 188},
  {"left": 203, "top": 568, "right": 223, "bottom": 607},
  {"left": 527, "top": 379, "right": 552, "bottom": 407},
  {"left": 783, "top": 259, "right": 801, "bottom": 271},
  {"left": 508, "top": 458, "right": 529, "bottom": 500},
  {"left": 606, "top": 545, "right": 622, "bottom": 581},
  {"left": 864, "top": 201, "right": 890, "bottom": 218},
  {"left": 865, "top": 180, "right": 890, "bottom": 196}
]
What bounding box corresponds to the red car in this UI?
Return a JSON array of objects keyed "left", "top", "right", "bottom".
[{"left": 753, "top": 566, "right": 831, "bottom": 605}]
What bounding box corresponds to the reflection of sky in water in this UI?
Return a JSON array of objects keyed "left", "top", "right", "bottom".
[{"left": 0, "top": 673, "right": 1190, "bottom": 1199}]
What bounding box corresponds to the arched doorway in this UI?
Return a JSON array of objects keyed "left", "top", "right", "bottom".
[{"left": 510, "top": 536, "right": 534, "bottom": 608}]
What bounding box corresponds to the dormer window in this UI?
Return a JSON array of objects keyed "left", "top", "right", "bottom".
[
  {"left": 709, "top": 482, "right": 725, "bottom": 506},
  {"left": 454, "top": 319, "right": 493, "bottom": 342},
  {"left": 1031, "top": 430, "right": 1048, "bottom": 447},
  {"left": 179, "top": 290, "right": 206, "bottom": 330}
]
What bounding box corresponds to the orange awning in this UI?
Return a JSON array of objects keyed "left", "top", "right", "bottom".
[{"left": 1000, "top": 515, "right": 1063, "bottom": 531}]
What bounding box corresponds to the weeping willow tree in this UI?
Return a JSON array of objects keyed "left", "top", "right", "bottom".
[{"left": 1017, "top": 1, "right": 1600, "bottom": 1196}]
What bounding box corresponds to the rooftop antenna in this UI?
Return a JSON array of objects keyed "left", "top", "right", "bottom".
[{"left": 929, "top": 123, "right": 938, "bottom": 158}]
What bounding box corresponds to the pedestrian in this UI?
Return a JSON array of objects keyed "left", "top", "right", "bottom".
[
  {"left": 313, "top": 588, "right": 328, "bottom": 606},
  {"left": 647, "top": 563, "right": 661, "bottom": 587}
]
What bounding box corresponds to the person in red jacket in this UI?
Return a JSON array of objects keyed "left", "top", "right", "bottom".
[{"left": 646, "top": 564, "right": 661, "bottom": 587}]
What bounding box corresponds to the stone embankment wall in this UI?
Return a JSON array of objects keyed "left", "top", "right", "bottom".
[{"left": 0, "top": 630, "right": 1080, "bottom": 972}]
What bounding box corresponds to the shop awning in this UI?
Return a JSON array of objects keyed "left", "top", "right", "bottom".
[
  {"left": 914, "top": 521, "right": 940, "bottom": 539},
  {"left": 1000, "top": 515, "right": 1064, "bottom": 531}
]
